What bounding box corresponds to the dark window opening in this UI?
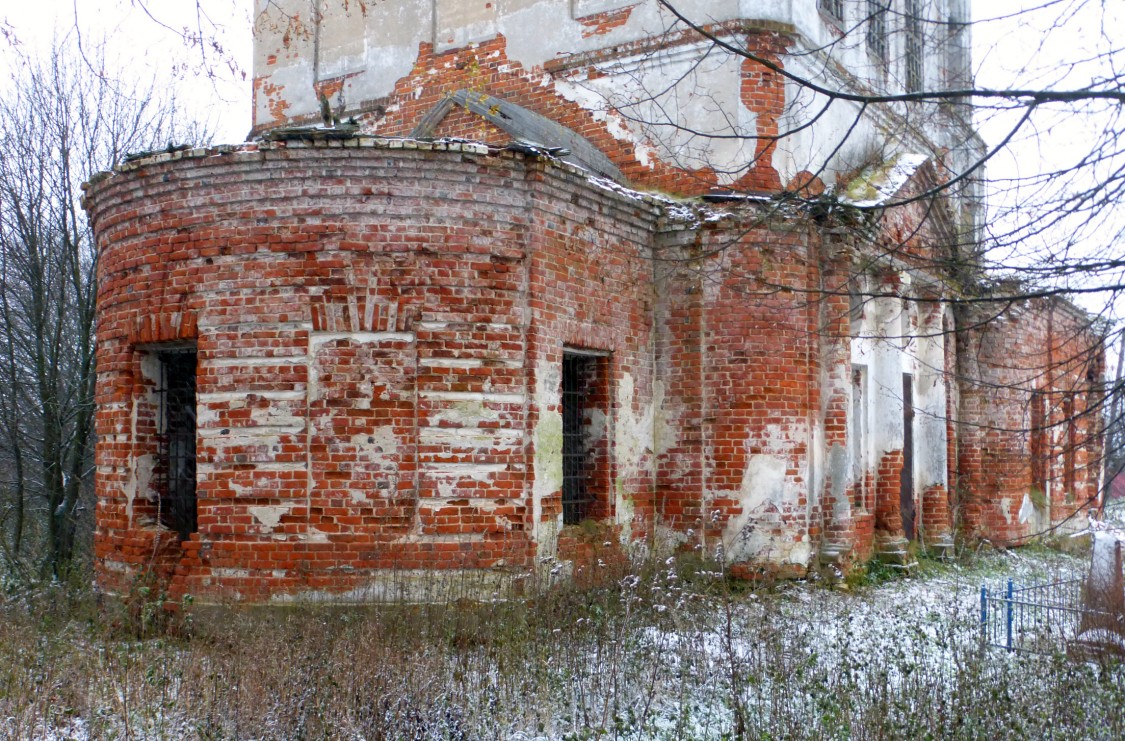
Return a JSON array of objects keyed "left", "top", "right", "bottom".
[
  {"left": 901, "top": 373, "right": 915, "bottom": 540},
  {"left": 1030, "top": 391, "right": 1047, "bottom": 502},
  {"left": 562, "top": 351, "right": 609, "bottom": 526},
  {"left": 819, "top": 0, "right": 845, "bottom": 23},
  {"left": 867, "top": 0, "right": 888, "bottom": 60},
  {"left": 1063, "top": 394, "right": 1076, "bottom": 502},
  {"left": 156, "top": 350, "right": 198, "bottom": 539},
  {"left": 904, "top": 0, "right": 924, "bottom": 91}
]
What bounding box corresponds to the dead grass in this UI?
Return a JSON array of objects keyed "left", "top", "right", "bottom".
[{"left": 1, "top": 550, "right": 1122, "bottom": 740}]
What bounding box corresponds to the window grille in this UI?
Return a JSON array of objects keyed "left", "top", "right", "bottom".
[
  {"left": 562, "top": 354, "right": 595, "bottom": 525},
  {"left": 156, "top": 350, "right": 198, "bottom": 539},
  {"left": 1030, "top": 391, "right": 1047, "bottom": 502},
  {"left": 1063, "top": 394, "right": 1076, "bottom": 502},
  {"left": 819, "top": 0, "right": 845, "bottom": 22},
  {"left": 904, "top": 0, "right": 924, "bottom": 91},
  {"left": 866, "top": 0, "right": 888, "bottom": 60}
]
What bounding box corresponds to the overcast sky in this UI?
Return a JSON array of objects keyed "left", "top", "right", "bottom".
[
  {"left": 1, "top": 0, "right": 253, "bottom": 142},
  {"left": 1, "top": 0, "right": 1118, "bottom": 283},
  {"left": 3, "top": 1, "right": 1117, "bottom": 316},
  {"left": 2, "top": 0, "right": 1108, "bottom": 146}
]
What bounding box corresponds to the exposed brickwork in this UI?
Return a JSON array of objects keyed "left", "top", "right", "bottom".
[
  {"left": 85, "top": 141, "right": 1106, "bottom": 601},
  {"left": 920, "top": 484, "right": 952, "bottom": 544},
  {"left": 556, "top": 521, "right": 629, "bottom": 588},
  {"left": 90, "top": 143, "right": 544, "bottom": 600},
  {"left": 956, "top": 299, "right": 1105, "bottom": 544},
  {"left": 651, "top": 216, "right": 826, "bottom": 573},
  {"left": 874, "top": 450, "right": 905, "bottom": 534},
  {"left": 253, "top": 26, "right": 793, "bottom": 196}
]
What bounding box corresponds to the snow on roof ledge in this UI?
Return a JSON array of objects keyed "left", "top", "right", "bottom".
[{"left": 842, "top": 153, "right": 930, "bottom": 208}]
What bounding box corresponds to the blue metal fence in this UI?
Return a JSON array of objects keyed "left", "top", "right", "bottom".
[{"left": 980, "top": 577, "right": 1086, "bottom": 653}]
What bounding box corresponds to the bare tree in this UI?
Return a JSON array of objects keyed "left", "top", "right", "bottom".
[
  {"left": 0, "top": 42, "right": 205, "bottom": 579},
  {"left": 521, "top": 0, "right": 1120, "bottom": 537}
]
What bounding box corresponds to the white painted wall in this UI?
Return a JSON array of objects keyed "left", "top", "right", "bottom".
[{"left": 254, "top": 0, "right": 971, "bottom": 188}]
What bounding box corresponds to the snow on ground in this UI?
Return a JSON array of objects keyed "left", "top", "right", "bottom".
[{"left": 1, "top": 546, "right": 1109, "bottom": 740}]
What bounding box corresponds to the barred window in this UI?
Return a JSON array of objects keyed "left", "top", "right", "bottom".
[
  {"left": 156, "top": 349, "right": 198, "bottom": 539},
  {"left": 561, "top": 350, "right": 610, "bottom": 525},
  {"left": 904, "top": 0, "right": 924, "bottom": 91},
  {"left": 867, "top": 0, "right": 888, "bottom": 61},
  {"left": 819, "top": 0, "right": 845, "bottom": 22}
]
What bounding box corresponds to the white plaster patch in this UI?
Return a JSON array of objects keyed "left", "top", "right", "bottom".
[
  {"left": 716, "top": 421, "right": 811, "bottom": 568},
  {"left": 204, "top": 357, "right": 308, "bottom": 368},
  {"left": 249, "top": 505, "right": 292, "bottom": 531},
  {"left": 309, "top": 331, "right": 414, "bottom": 351},
  {"left": 532, "top": 361, "right": 564, "bottom": 548},
  {"left": 1000, "top": 497, "right": 1013, "bottom": 525},
  {"left": 430, "top": 400, "right": 501, "bottom": 427},
  {"left": 553, "top": 40, "right": 757, "bottom": 182},
  {"left": 652, "top": 380, "right": 677, "bottom": 457},
  {"left": 419, "top": 357, "right": 520, "bottom": 369},
  {"left": 356, "top": 426, "right": 398, "bottom": 456},
  {"left": 1018, "top": 493, "right": 1035, "bottom": 525},
  {"left": 129, "top": 454, "right": 156, "bottom": 526},
  {"left": 615, "top": 372, "right": 654, "bottom": 479},
  {"left": 420, "top": 391, "right": 525, "bottom": 404},
  {"left": 211, "top": 568, "right": 252, "bottom": 579},
  {"left": 423, "top": 463, "right": 508, "bottom": 480},
  {"left": 196, "top": 462, "right": 305, "bottom": 473},
  {"left": 420, "top": 427, "right": 521, "bottom": 448}
]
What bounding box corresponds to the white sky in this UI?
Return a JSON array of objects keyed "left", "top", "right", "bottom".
[
  {"left": 2, "top": 0, "right": 1102, "bottom": 147},
  {"left": 2, "top": 0, "right": 1119, "bottom": 316},
  {"left": 0, "top": 0, "right": 253, "bottom": 143},
  {"left": 971, "top": 0, "right": 1124, "bottom": 316}
]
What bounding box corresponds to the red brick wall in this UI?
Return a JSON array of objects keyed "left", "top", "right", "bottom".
[
  {"left": 654, "top": 213, "right": 823, "bottom": 572},
  {"left": 86, "top": 139, "right": 1105, "bottom": 600},
  {"left": 956, "top": 299, "right": 1105, "bottom": 543},
  {"left": 523, "top": 163, "right": 662, "bottom": 542},
  {"left": 87, "top": 141, "right": 665, "bottom": 601}
]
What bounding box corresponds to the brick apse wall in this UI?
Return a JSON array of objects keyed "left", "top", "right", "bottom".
[{"left": 85, "top": 139, "right": 1105, "bottom": 602}]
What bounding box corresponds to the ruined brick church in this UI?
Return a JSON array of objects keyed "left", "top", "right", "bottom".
[{"left": 85, "top": 0, "right": 1105, "bottom": 601}]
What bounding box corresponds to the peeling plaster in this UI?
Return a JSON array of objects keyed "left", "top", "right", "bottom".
[
  {"left": 355, "top": 426, "right": 398, "bottom": 456},
  {"left": 532, "top": 363, "right": 563, "bottom": 549},
  {"left": 249, "top": 505, "right": 292, "bottom": 531},
  {"left": 718, "top": 423, "right": 810, "bottom": 567},
  {"left": 1000, "top": 497, "right": 1013, "bottom": 525},
  {"left": 652, "top": 380, "right": 675, "bottom": 457},
  {"left": 424, "top": 463, "right": 508, "bottom": 480},
  {"left": 826, "top": 442, "right": 850, "bottom": 520},
  {"left": 553, "top": 41, "right": 756, "bottom": 180},
  {"left": 431, "top": 399, "right": 501, "bottom": 427},
  {"left": 614, "top": 372, "right": 653, "bottom": 479}
]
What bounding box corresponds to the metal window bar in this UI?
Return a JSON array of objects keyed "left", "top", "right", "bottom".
[
  {"left": 866, "top": 0, "right": 888, "bottom": 60},
  {"left": 156, "top": 351, "right": 198, "bottom": 539},
  {"left": 819, "top": 0, "right": 845, "bottom": 22},
  {"left": 904, "top": 0, "right": 924, "bottom": 91},
  {"left": 562, "top": 354, "right": 595, "bottom": 525},
  {"left": 980, "top": 577, "right": 1107, "bottom": 654}
]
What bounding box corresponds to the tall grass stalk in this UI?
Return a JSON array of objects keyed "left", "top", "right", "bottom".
[{"left": 0, "top": 552, "right": 1121, "bottom": 739}]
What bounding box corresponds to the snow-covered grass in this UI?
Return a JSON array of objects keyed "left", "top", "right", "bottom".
[{"left": 1, "top": 546, "right": 1121, "bottom": 740}]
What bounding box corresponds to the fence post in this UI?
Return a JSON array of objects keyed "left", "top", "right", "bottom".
[
  {"left": 980, "top": 584, "right": 988, "bottom": 641},
  {"left": 1012, "top": 575, "right": 1021, "bottom": 652}
]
